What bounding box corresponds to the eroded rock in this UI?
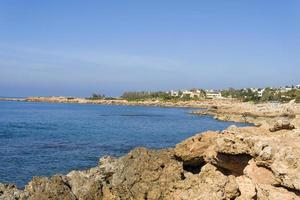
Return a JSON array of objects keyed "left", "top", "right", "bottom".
[
  {"left": 269, "top": 120, "right": 295, "bottom": 132},
  {"left": 256, "top": 184, "right": 300, "bottom": 200},
  {"left": 244, "top": 159, "right": 277, "bottom": 185},
  {"left": 24, "top": 175, "right": 77, "bottom": 200},
  {"left": 174, "top": 131, "right": 218, "bottom": 171},
  {"left": 165, "top": 163, "right": 240, "bottom": 200},
  {"left": 0, "top": 183, "right": 27, "bottom": 200}
]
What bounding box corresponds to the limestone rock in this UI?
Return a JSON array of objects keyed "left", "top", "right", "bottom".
[
  {"left": 108, "top": 147, "right": 183, "bottom": 200},
  {"left": 165, "top": 164, "right": 240, "bottom": 200},
  {"left": 269, "top": 120, "right": 295, "bottom": 132},
  {"left": 24, "top": 175, "right": 77, "bottom": 200},
  {"left": 235, "top": 176, "right": 256, "bottom": 200},
  {"left": 66, "top": 167, "right": 104, "bottom": 200},
  {"left": 174, "top": 131, "right": 218, "bottom": 167},
  {"left": 0, "top": 183, "right": 27, "bottom": 200},
  {"left": 256, "top": 184, "right": 300, "bottom": 200},
  {"left": 243, "top": 159, "right": 277, "bottom": 185}
]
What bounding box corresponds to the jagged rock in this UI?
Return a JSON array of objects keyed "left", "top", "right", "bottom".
[
  {"left": 235, "top": 176, "right": 257, "bottom": 200},
  {"left": 209, "top": 152, "right": 252, "bottom": 176},
  {"left": 98, "top": 156, "right": 119, "bottom": 176},
  {"left": 174, "top": 131, "right": 218, "bottom": 168},
  {"left": 269, "top": 144, "right": 300, "bottom": 192},
  {"left": 24, "top": 175, "right": 77, "bottom": 200},
  {"left": 269, "top": 119, "right": 295, "bottom": 132},
  {"left": 66, "top": 167, "right": 104, "bottom": 200},
  {"left": 0, "top": 183, "right": 27, "bottom": 200},
  {"left": 214, "top": 132, "right": 253, "bottom": 155},
  {"left": 243, "top": 159, "right": 277, "bottom": 185},
  {"left": 165, "top": 164, "right": 240, "bottom": 200},
  {"left": 108, "top": 147, "right": 184, "bottom": 199},
  {"left": 256, "top": 184, "right": 300, "bottom": 200}
]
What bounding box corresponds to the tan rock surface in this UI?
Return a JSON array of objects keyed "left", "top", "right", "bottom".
[
  {"left": 0, "top": 183, "right": 27, "bottom": 200},
  {"left": 24, "top": 175, "right": 77, "bottom": 200}
]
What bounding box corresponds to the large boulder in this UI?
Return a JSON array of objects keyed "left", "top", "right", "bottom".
[
  {"left": 107, "top": 147, "right": 183, "bottom": 200},
  {"left": 165, "top": 163, "right": 240, "bottom": 200},
  {"left": 243, "top": 159, "right": 276, "bottom": 185},
  {"left": 24, "top": 175, "right": 77, "bottom": 200},
  {"left": 66, "top": 167, "right": 104, "bottom": 200},
  {"left": 235, "top": 176, "right": 257, "bottom": 200},
  {"left": 269, "top": 119, "right": 295, "bottom": 132},
  {"left": 174, "top": 131, "right": 218, "bottom": 170}
]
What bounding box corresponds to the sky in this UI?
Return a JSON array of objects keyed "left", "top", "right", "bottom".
[{"left": 0, "top": 1, "right": 299, "bottom": 97}]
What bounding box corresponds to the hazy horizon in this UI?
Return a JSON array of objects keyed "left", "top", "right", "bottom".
[{"left": 1, "top": 1, "right": 300, "bottom": 97}]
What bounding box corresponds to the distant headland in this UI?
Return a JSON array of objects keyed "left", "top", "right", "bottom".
[{"left": 1, "top": 84, "right": 300, "bottom": 106}]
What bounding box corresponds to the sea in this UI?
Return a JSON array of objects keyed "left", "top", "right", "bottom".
[{"left": 0, "top": 101, "right": 249, "bottom": 187}]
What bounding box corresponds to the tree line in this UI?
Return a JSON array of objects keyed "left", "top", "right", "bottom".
[
  {"left": 121, "top": 91, "right": 175, "bottom": 101},
  {"left": 221, "top": 88, "right": 300, "bottom": 103}
]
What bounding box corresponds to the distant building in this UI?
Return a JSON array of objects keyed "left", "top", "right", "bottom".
[
  {"left": 206, "top": 91, "right": 222, "bottom": 99},
  {"left": 280, "top": 86, "right": 293, "bottom": 93},
  {"left": 285, "top": 87, "right": 293, "bottom": 91},
  {"left": 181, "top": 90, "right": 204, "bottom": 98},
  {"left": 257, "top": 88, "right": 265, "bottom": 97},
  {"left": 250, "top": 88, "right": 259, "bottom": 92},
  {"left": 296, "top": 85, "right": 300, "bottom": 89},
  {"left": 169, "top": 90, "right": 179, "bottom": 97}
]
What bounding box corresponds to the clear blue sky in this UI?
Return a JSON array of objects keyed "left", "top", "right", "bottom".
[{"left": 0, "top": 1, "right": 299, "bottom": 97}]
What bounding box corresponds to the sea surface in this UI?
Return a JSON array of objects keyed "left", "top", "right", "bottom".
[{"left": 0, "top": 101, "right": 249, "bottom": 187}]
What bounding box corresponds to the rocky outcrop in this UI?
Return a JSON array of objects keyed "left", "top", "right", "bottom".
[
  {"left": 165, "top": 163, "right": 240, "bottom": 200},
  {"left": 24, "top": 176, "right": 77, "bottom": 200},
  {"left": 1, "top": 103, "right": 300, "bottom": 200},
  {"left": 174, "top": 131, "right": 218, "bottom": 172},
  {"left": 100, "top": 148, "right": 184, "bottom": 199},
  {"left": 0, "top": 183, "right": 27, "bottom": 200},
  {"left": 269, "top": 119, "right": 295, "bottom": 132},
  {"left": 193, "top": 100, "right": 300, "bottom": 125}
]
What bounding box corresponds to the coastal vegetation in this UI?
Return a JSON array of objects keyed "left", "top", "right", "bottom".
[
  {"left": 121, "top": 91, "right": 204, "bottom": 101},
  {"left": 85, "top": 85, "right": 300, "bottom": 103},
  {"left": 221, "top": 87, "right": 300, "bottom": 103},
  {"left": 86, "top": 93, "right": 118, "bottom": 100},
  {"left": 121, "top": 87, "right": 300, "bottom": 103},
  {"left": 121, "top": 91, "right": 171, "bottom": 101}
]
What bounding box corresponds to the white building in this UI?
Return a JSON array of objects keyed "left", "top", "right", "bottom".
[
  {"left": 250, "top": 88, "right": 259, "bottom": 92},
  {"left": 285, "top": 87, "right": 293, "bottom": 91},
  {"left": 257, "top": 88, "right": 265, "bottom": 97},
  {"left": 169, "top": 90, "right": 179, "bottom": 97},
  {"left": 280, "top": 87, "right": 293, "bottom": 93},
  {"left": 206, "top": 91, "right": 222, "bottom": 99},
  {"left": 180, "top": 89, "right": 205, "bottom": 98}
]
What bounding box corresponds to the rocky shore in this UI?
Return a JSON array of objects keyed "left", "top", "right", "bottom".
[
  {"left": 1, "top": 100, "right": 300, "bottom": 200},
  {"left": 24, "top": 96, "right": 239, "bottom": 108},
  {"left": 192, "top": 100, "right": 300, "bottom": 125}
]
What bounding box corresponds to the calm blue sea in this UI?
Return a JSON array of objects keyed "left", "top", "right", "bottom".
[{"left": 0, "top": 101, "right": 249, "bottom": 187}]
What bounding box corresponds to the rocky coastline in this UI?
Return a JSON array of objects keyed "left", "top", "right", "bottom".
[
  {"left": 24, "top": 96, "right": 239, "bottom": 108},
  {"left": 1, "top": 100, "right": 300, "bottom": 200}
]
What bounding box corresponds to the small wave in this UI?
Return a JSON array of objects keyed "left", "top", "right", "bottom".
[
  {"left": 6, "top": 122, "right": 57, "bottom": 131},
  {"left": 120, "top": 114, "right": 165, "bottom": 117}
]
